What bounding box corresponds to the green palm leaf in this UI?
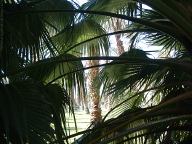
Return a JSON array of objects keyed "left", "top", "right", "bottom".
[
  {"left": 53, "top": 18, "right": 109, "bottom": 56},
  {"left": 0, "top": 80, "right": 71, "bottom": 143}
]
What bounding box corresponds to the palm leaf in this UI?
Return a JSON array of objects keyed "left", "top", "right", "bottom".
[
  {"left": 53, "top": 18, "right": 109, "bottom": 56},
  {"left": 0, "top": 80, "right": 71, "bottom": 144},
  {"left": 81, "top": 0, "right": 140, "bottom": 23}
]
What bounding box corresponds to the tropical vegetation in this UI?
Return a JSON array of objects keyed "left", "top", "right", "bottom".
[{"left": 1, "top": 0, "right": 192, "bottom": 143}]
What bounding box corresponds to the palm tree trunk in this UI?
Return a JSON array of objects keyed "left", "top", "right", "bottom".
[
  {"left": 115, "top": 34, "right": 125, "bottom": 55},
  {"left": 111, "top": 18, "right": 125, "bottom": 55},
  {"left": 88, "top": 60, "right": 102, "bottom": 124},
  {"left": 107, "top": 18, "right": 125, "bottom": 110}
]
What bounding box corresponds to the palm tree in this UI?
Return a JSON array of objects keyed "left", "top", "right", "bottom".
[
  {"left": 1, "top": 0, "right": 86, "bottom": 143},
  {"left": 88, "top": 59, "right": 102, "bottom": 123},
  {"left": 2, "top": 0, "right": 192, "bottom": 143},
  {"left": 111, "top": 18, "right": 125, "bottom": 55},
  {"left": 52, "top": 15, "right": 109, "bottom": 124},
  {"left": 79, "top": 0, "right": 140, "bottom": 125},
  {"left": 71, "top": 0, "right": 192, "bottom": 143},
  {"left": 2, "top": 0, "right": 111, "bottom": 142}
]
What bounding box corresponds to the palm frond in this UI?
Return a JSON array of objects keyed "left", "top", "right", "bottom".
[
  {"left": 53, "top": 18, "right": 109, "bottom": 56},
  {"left": 3, "top": 0, "right": 76, "bottom": 68},
  {"left": 99, "top": 49, "right": 192, "bottom": 95},
  {"left": 140, "top": 0, "right": 192, "bottom": 42},
  {"left": 0, "top": 80, "right": 71, "bottom": 144},
  {"left": 81, "top": 0, "right": 141, "bottom": 23},
  {"left": 127, "top": 8, "right": 185, "bottom": 56},
  {"left": 77, "top": 90, "right": 192, "bottom": 143},
  {"left": 34, "top": 0, "right": 76, "bottom": 32},
  {"left": 6, "top": 53, "right": 86, "bottom": 100}
]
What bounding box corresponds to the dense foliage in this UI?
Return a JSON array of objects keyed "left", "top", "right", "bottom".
[{"left": 1, "top": 0, "right": 192, "bottom": 143}]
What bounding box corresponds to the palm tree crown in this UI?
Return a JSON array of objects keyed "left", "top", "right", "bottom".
[{"left": 1, "top": 0, "right": 192, "bottom": 144}]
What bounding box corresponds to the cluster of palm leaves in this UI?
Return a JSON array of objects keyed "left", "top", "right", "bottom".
[{"left": 1, "top": 0, "right": 192, "bottom": 143}]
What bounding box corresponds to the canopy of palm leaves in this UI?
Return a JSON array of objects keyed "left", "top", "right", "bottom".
[
  {"left": 1, "top": 0, "right": 192, "bottom": 144},
  {"left": 1, "top": 0, "right": 110, "bottom": 143},
  {"left": 73, "top": 0, "right": 192, "bottom": 144}
]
